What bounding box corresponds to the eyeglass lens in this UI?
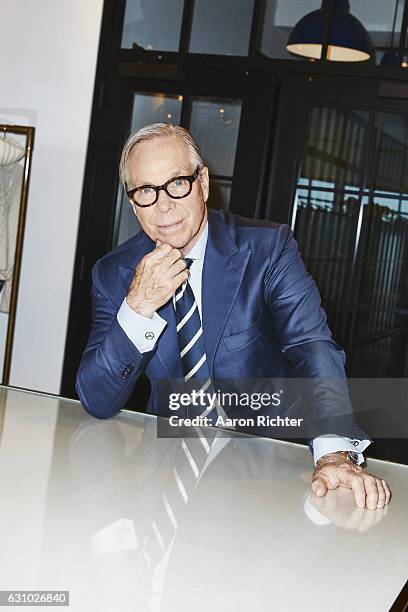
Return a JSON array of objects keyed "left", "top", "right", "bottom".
[{"left": 135, "top": 177, "right": 191, "bottom": 206}]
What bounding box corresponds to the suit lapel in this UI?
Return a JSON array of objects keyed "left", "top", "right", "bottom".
[
  {"left": 117, "top": 211, "right": 250, "bottom": 379},
  {"left": 202, "top": 211, "right": 251, "bottom": 377}
]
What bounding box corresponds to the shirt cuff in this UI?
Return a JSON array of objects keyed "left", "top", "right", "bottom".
[
  {"left": 116, "top": 297, "right": 167, "bottom": 353},
  {"left": 312, "top": 434, "right": 372, "bottom": 466}
]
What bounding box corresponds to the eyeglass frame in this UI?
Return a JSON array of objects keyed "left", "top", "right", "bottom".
[{"left": 126, "top": 166, "right": 201, "bottom": 208}]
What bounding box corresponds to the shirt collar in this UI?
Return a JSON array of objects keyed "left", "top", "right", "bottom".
[{"left": 184, "top": 220, "right": 208, "bottom": 260}]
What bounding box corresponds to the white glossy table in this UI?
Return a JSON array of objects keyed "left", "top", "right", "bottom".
[{"left": 0, "top": 385, "right": 407, "bottom": 612}]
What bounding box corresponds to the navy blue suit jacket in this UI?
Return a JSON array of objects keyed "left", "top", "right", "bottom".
[{"left": 76, "top": 209, "right": 369, "bottom": 447}]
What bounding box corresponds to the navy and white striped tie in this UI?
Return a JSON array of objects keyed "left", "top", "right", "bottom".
[{"left": 174, "top": 258, "right": 215, "bottom": 419}]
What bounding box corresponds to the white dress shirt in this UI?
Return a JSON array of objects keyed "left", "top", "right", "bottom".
[{"left": 116, "top": 221, "right": 371, "bottom": 465}]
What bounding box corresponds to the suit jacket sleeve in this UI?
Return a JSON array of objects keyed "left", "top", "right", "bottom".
[
  {"left": 76, "top": 259, "right": 153, "bottom": 419},
  {"left": 263, "top": 224, "right": 371, "bottom": 447}
]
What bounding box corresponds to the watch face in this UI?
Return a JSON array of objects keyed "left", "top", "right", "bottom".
[{"left": 348, "top": 452, "right": 359, "bottom": 464}]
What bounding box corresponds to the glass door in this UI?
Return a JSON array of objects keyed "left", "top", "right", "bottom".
[
  {"left": 293, "top": 107, "right": 408, "bottom": 377},
  {"left": 267, "top": 74, "right": 408, "bottom": 380}
]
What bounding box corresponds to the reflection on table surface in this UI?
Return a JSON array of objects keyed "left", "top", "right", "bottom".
[{"left": 0, "top": 385, "right": 407, "bottom": 612}]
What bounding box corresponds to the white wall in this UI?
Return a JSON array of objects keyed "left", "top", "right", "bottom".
[{"left": 0, "top": 1, "right": 104, "bottom": 393}]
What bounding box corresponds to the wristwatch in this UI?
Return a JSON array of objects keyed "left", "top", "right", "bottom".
[
  {"left": 339, "top": 450, "right": 360, "bottom": 465},
  {"left": 316, "top": 450, "right": 360, "bottom": 469}
]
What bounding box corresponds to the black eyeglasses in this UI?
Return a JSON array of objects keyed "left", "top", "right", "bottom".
[{"left": 126, "top": 166, "right": 200, "bottom": 208}]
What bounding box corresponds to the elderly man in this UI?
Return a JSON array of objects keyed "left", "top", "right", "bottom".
[{"left": 76, "top": 123, "right": 391, "bottom": 510}]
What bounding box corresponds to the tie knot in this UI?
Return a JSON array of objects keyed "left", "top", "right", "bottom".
[{"left": 184, "top": 257, "right": 194, "bottom": 270}]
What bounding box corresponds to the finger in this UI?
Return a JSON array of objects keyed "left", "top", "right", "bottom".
[
  {"left": 148, "top": 245, "right": 179, "bottom": 268},
  {"left": 153, "top": 243, "right": 173, "bottom": 258},
  {"left": 351, "top": 475, "right": 366, "bottom": 508},
  {"left": 381, "top": 479, "right": 391, "bottom": 504},
  {"left": 151, "top": 246, "right": 183, "bottom": 269},
  {"left": 363, "top": 474, "right": 379, "bottom": 510},
  {"left": 380, "top": 504, "right": 388, "bottom": 519},
  {"left": 311, "top": 476, "right": 328, "bottom": 497},
  {"left": 342, "top": 506, "right": 365, "bottom": 530},
  {"left": 142, "top": 249, "right": 169, "bottom": 269},
  {"left": 374, "top": 506, "right": 387, "bottom": 525},
  {"left": 170, "top": 258, "right": 189, "bottom": 276},
  {"left": 166, "top": 248, "right": 185, "bottom": 268},
  {"left": 172, "top": 268, "right": 189, "bottom": 290},
  {"left": 357, "top": 509, "right": 378, "bottom": 532},
  {"left": 376, "top": 479, "right": 386, "bottom": 509}
]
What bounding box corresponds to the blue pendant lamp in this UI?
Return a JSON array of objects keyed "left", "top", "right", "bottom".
[{"left": 287, "top": 0, "right": 374, "bottom": 62}]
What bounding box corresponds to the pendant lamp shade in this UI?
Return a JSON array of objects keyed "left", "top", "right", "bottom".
[{"left": 287, "top": 0, "right": 373, "bottom": 62}]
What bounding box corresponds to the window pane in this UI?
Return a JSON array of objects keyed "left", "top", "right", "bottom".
[
  {"left": 351, "top": 0, "right": 404, "bottom": 62},
  {"left": 293, "top": 105, "right": 408, "bottom": 377},
  {"left": 189, "top": 98, "right": 242, "bottom": 176},
  {"left": 368, "top": 113, "right": 408, "bottom": 196},
  {"left": 189, "top": 0, "right": 255, "bottom": 56},
  {"left": 130, "top": 92, "right": 182, "bottom": 132},
  {"left": 121, "top": 0, "right": 184, "bottom": 51},
  {"left": 116, "top": 190, "right": 140, "bottom": 246},
  {"left": 113, "top": 92, "right": 182, "bottom": 247},
  {"left": 351, "top": 196, "right": 408, "bottom": 376},
  {"left": 401, "top": 201, "right": 408, "bottom": 218},
  {"left": 300, "top": 108, "right": 369, "bottom": 190}
]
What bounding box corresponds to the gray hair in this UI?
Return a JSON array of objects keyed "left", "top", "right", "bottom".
[{"left": 119, "top": 123, "right": 205, "bottom": 187}]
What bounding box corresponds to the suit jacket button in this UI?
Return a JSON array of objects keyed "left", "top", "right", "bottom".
[
  {"left": 121, "top": 364, "right": 133, "bottom": 379},
  {"left": 121, "top": 370, "right": 128, "bottom": 379}
]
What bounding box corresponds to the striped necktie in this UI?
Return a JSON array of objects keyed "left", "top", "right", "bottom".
[
  {"left": 174, "top": 258, "right": 215, "bottom": 419},
  {"left": 142, "top": 431, "right": 220, "bottom": 576},
  {"left": 139, "top": 260, "right": 234, "bottom": 584}
]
